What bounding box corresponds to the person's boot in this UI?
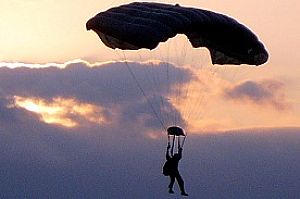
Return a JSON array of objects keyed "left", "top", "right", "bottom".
[
  {"left": 168, "top": 189, "right": 174, "bottom": 194},
  {"left": 181, "top": 192, "right": 189, "bottom": 196}
]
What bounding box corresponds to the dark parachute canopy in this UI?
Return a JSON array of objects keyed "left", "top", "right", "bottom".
[{"left": 86, "top": 2, "right": 268, "bottom": 65}]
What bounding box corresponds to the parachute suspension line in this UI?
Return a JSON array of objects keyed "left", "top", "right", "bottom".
[
  {"left": 171, "top": 135, "right": 176, "bottom": 156},
  {"left": 181, "top": 59, "right": 198, "bottom": 125},
  {"left": 159, "top": 45, "right": 173, "bottom": 128},
  {"left": 176, "top": 39, "right": 189, "bottom": 127},
  {"left": 138, "top": 51, "right": 166, "bottom": 129},
  {"left": 169, "top": 40, "right": 191, "bottom": 129},
  {"left": 173, "top": 38, "right": 181, "bottom": 126},
  {"left": 181, "top": 80, "right": 191, "bottom": 121},
  {"left": 192, "top": 52, "right": 217, "bottom": 122},
  {"left": 190, "top": 76, "right": 211, "bottom": 122},
  {"left": 194, "top": 65, "right": 220, "bottom": 121},
  {"left": 186, "top": 72, "right": 206, "bottom": 120},
  {"left": 120, "top": 51, "right": 167, "bottom": 132},
  {"left": 195, "top": 64, "right": 221, "bottom": 121},
  {"left": 167, "top": 135, "right": 173, "bottom": 155},
  {"left": 149, "top": 50, "right": 167, "bottom": 128},
  {"left": 147, "top": 7, "right": 169, "bottom": 128},
  {"left": 182, "top": 61, "right": 203, "bottom": 123},
  {"left": 165, "top": 41, "right": 172, "bottom": 126},
  {"left": 180, "top": 135, "right": 187, "bottom": 150},
  {"left": 177, "top": 39, "right": 189, "bottom": 126},
  {"left": 184, "top": 59, "right": 207, "bottom": 123},
  {"left": 169, "top": 135, "right": 187, "bottom": 155},
  {"left": 193, "top": 65, "right": 243, "bottom": 122},
  {"left": 192, "top": 96, "right": 206, "bottom": 122},
  {"left": 176, "top": 40, "right": 184, "bottom": 126}
]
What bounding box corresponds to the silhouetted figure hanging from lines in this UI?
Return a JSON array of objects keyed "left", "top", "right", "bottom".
[{"left": 163, "top": 143, "right": 188, "bottom": 196}]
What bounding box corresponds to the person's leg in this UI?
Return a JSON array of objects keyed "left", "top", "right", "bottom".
[
  {"left": 168, "top": 175, "right": 175, "bottom": 193},
  {"left": 176, "top": 173, "right": 188, "bottom": 196}
]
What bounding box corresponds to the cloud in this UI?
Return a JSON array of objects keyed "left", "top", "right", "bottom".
[
  {"left": 14, "top": 96, "right": 109, "bottom": 127},
  {"left": 223, "top": 79, "right": 290, "bottom": 110},
  {"left": 0, "top": 60, "right": 193, "bottom": 132},
  {"left": 0, "top": 63, "right": 300, "bottom": 198}
]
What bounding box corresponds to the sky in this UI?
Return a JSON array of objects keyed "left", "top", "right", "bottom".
[{"left": 0, "top": 0, "right": 300, "bottom": 198}]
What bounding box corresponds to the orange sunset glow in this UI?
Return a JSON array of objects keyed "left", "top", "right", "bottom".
[{"left": 14, "top": 96, "right": 108, "bottom": 128}]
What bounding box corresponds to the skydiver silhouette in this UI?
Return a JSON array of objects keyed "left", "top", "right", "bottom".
[{"left": 163, "top": 143, "right": 188, "bottom": 196}]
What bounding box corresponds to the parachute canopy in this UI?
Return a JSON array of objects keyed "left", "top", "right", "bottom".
[{"left": 86, "top": 2, "right": 268, "bottom": 65}]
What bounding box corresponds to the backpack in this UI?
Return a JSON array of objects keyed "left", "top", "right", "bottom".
[{"left": 162, "top": 160, "right": 171, "bottom": 176}]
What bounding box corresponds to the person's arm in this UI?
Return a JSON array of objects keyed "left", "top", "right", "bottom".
[
  {"left": 166, "top": 144, "right": 171, "bottom": 160},
  {"left": 178, "top": 147, "right": 183, "bottom": 160}
]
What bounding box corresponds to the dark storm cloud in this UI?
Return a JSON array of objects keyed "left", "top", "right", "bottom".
[
  {"left": 0, "top": 61, "right": 192, "bottom": 131},
  {"left": 223, "top": 79, "right": 289, "bottom": 110}
]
